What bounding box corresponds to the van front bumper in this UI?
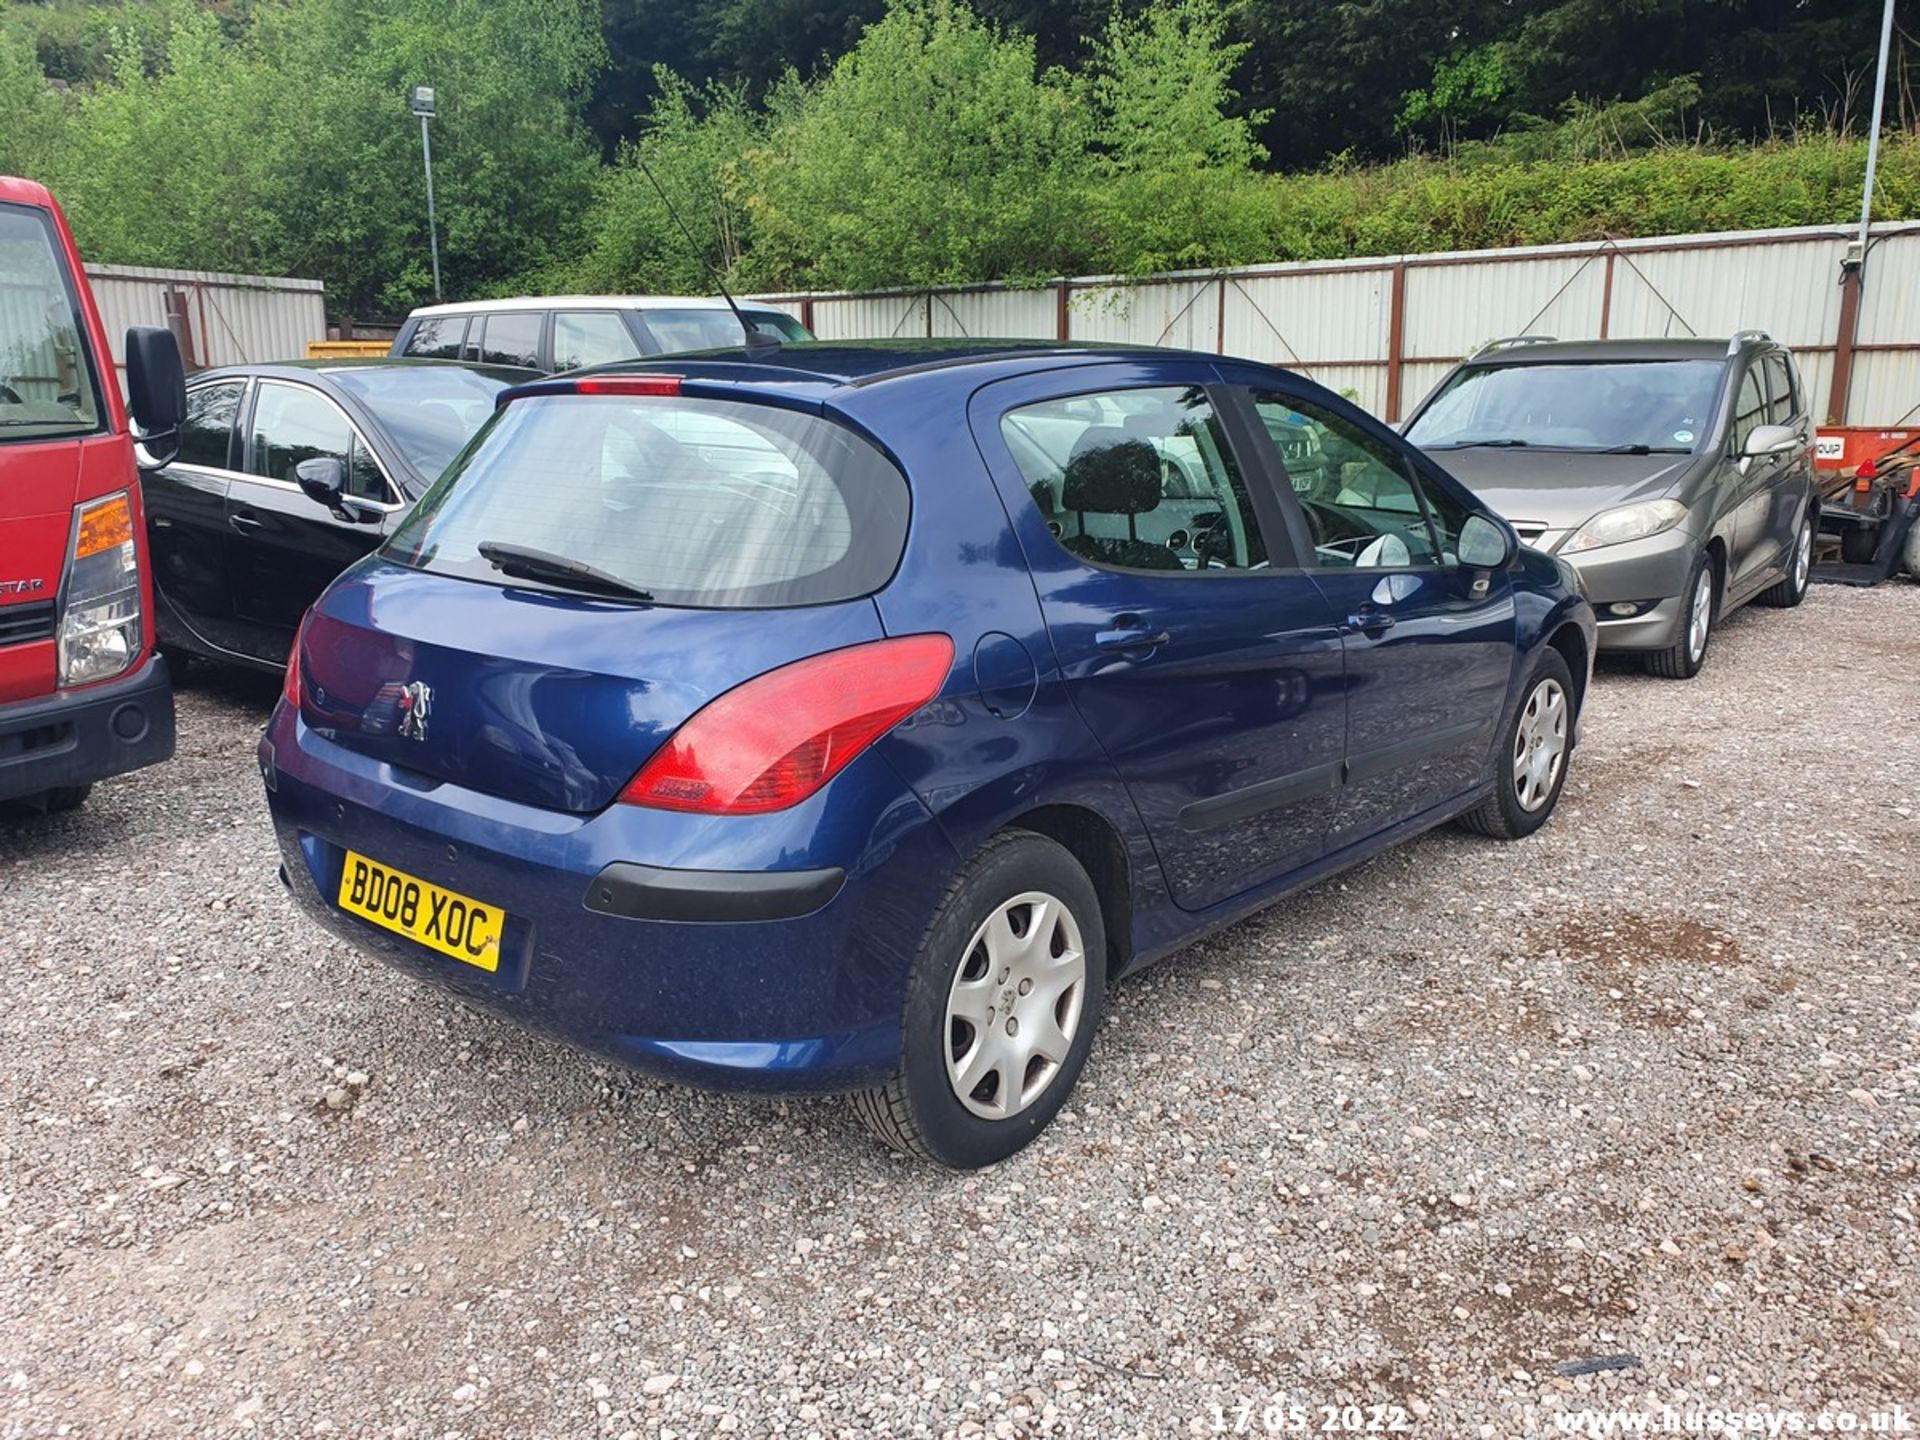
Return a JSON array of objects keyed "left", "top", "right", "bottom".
[{"left": 0, "top": 654, "right": 175, "bottom": 803}]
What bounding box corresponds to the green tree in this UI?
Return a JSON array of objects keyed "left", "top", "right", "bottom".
[
  {"left": 574, "top": 70, "right": 770, "bottom": 291},
  {"left": 0, "top": 25, "right": 69, "bottom": 180},
  {"left": 41, "top": 0, "right": 606, "bottom": 315},
  {"left": 748, "top": 0, "right": 1089, "bottom": 290},
  {"left": 1082, "top": 0, "right": 1270, "bottom": 274}
]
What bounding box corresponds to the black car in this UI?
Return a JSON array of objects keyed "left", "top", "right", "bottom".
[{"left": 144, "top": 359, "right": 527, "bottom": 672}]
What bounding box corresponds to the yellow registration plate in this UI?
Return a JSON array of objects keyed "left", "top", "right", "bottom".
[{"left": 337, "top": 850, "right": 505, "bottom": 973}]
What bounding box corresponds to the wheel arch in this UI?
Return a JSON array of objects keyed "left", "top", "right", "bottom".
[
  {"left": 1003, "top": 803, "right": 1133, "bottom": 983},
  {"left": 1543, "top": 622, "right": 1590, "bottom": 719}
]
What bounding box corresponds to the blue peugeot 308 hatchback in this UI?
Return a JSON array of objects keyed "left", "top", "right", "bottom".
[{"left": 260, "top": 340, "right": 1595, "bottom": 1168}]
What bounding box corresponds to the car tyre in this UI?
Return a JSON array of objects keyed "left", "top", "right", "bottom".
[
  {"left": 3, "top": 785, "right": 91, "bottom": 818},
  {"left": 1757, "top": 509, "right": 1814, "bottom": 608},
  {"left": 852, "top": 830, "right": 1105, "bottom": 1169},
  {"left": 1645, "top": 551, "right": 1715, "bottom": 680},
  {"left": 1457, "top": 648, "right": 1575, "bottom": 842}
]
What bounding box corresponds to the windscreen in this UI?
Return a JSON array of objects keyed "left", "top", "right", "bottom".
[
  {"left": 1407, "top": 360, "right": 1723, "bottom": 454},
  {"left": 0, "top": 203, "right": 102, "bottom": 443},
  {"left": 385, "top": 393, "right": 910, "bottom": 608},
  {"left": 329, "top": 365, "right": 514, "bottom": 479},
  {"left": 641, "top": 308, "right": 813, "bottom": 354}
]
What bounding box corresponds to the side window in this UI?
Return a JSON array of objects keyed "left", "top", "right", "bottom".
[
  {"left": 475, "top": 312, "right": 543, "bottom": 369},
  {"left": 1251, "top": 392, "right": 1470, "bottom": 568},
  {"left": 176, "top": 380, "right": 245, "bottom": 469},
  {"left": 1730, "top": 370, "right": 1767, "bottom": 453},
  {"left": 999, "top": 385, "right": 1269, "bottom": 573},
  {"left": 1762, "top": 353, "right": 1795, "bottom": 424},
  {"left": 404, "top": 315, "right": 467, "bottom": 360},
  {"left": 347, "top": 436, "right": 393, "bottom": 504},
  {"left": 552, "top": 311, "right": 641, "bottom": 372},
  {"left": 247, "top": 384, "right": 352, "bottom": 486}
]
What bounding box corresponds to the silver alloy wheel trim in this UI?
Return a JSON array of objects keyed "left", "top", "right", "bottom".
[
  {"left": 943, "top": 890, "right": 1087, "bottom": 1121},
  {"left": 1686, "top": 565, "right": 1713, "bottom": 663},
  {"left": 1511, "top": 676, "right": 1568, "bottom": 813},
  {"left": 1792, "top": 518, "right": 1811, "bottom": 592}
]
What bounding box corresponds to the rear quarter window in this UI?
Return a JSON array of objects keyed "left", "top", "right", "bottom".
[{"left": 387, "top": 394, "right": 910, "bottom": 608}]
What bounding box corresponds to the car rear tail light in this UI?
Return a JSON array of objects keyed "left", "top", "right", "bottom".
[
  {"left": 283, "top": 608, "right": 312, "bottom": 711},
  {"left": 58, "top": 491, "right": 141, "bottom": 687},
  {"left": 619, "top": 634, "right": 955, "bottom": 814}
]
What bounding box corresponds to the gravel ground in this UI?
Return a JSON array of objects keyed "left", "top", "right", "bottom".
[{"left": 2, "top": 581, "right": 1916, "bottom": 1439}]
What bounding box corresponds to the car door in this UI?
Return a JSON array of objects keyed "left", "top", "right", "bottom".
[
  {"left": 145, "top": 376, "right": 253, "bottom": 657},
  {"left": 971, "top": 363, "right": 1348, "bottom": 913},
  {"left": 225, "top": 379, "right": 398, "bottom": 665},
  {"left": 1759, "top": 350, "right": 1813, "bottom": 571},
  {"left": 1722, "top": 364, "right": 1776, "bottom": 600},
  {"left": 1234, "top": 381, "right": 1517, "bottom": 848}
]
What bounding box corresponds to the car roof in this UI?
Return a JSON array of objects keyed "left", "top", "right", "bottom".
[
  {"left": 0, "top": 175, "right": 56, "bottom": 208},
  {"left": 1456, "top": 336, "right": 1765, "bottom": 367},
  {"left": 190, "top": 358, "right": 537, "bottom": 385},
  {"left": 585, "top": 338, "right": 1180, "bottom": 391},
  {"left": 406, "top": 295, "right": 793, "bottom": 319}
]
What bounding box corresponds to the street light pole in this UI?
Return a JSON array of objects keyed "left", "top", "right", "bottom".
[
  {"left": 409, "top": 85, "right": 442, "bottom": 302},
  {"left": 1858, "top": 0, "right": 1896, "bottom": 251},
  {"left": 1827, "top": 0, "right": 1897, "bottom": 427}
]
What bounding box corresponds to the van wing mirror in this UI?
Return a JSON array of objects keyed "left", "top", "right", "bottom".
[
  {"left": 1458, "top": 512, "right": 1516, "bottom": 569},
  {"left": 125, "top": 326, "right": 186, "bottom": 467}
]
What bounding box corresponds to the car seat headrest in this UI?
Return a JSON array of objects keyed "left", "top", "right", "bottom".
[{"left": 1062, "top": 431, "right": 1162, "bottom": 515}]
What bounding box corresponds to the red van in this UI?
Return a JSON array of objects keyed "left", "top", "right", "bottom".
[{"left": 1, "top": 175, "right": 185, "bottom": 814}]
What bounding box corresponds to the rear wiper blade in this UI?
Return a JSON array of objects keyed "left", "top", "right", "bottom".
[{"left": 476, "top": 541, "right": 654, "bottom": 601}]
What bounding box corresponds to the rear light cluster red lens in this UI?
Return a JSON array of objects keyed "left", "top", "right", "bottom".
[
  {"left": 620, "top": 634, "right": 954, "bottom": 814},
  {"left": 1856, "top": 459, "right": 1879, "bottom": 480},
  {"left": 283, "top": 608, "right": 312, "bottom": 711}
]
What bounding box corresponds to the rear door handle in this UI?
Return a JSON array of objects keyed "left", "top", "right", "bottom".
[
  {"left": 1346, "top": 610, "right": 1396, "bottom": 636},
  {"left": 1095, "top": 621, "right": 1171, "bottom": 653}
]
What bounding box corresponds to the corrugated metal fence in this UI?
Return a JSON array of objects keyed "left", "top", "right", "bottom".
[
  {"left": 754, "top": 223, "right": 1920, "bottom": 426},
  {"left": 83, "top": 263, "right": 327, "bottom": 375}
]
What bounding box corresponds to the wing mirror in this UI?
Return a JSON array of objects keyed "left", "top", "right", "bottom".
[
  {"left": 295, "top": 456, "right": 383, "bottom": 523},
  {"left": 295, "top": 456, "right": 346, "bottom": 507},
  {"left": 1458, "top": 512, "right": 1516, "bottom": 569},
  {"left": 1743, "top": 423, "right": 1800, "bottom": 459},
  {"left": 125, "top": 326, "right": 186, "bottom": 468}
]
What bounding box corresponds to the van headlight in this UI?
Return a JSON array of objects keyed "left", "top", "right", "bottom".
[
  {"left": 59, "top": 491, "right": 142, "bottom": 687},
  {"left": 1563, "top": 499, "right": 1689, "bottom": 553}
]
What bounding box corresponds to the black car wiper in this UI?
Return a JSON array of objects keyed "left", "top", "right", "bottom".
[
  {"left": 1428, "top": 439, "right": 1530, "bottom": 450},
  {"left": 476, "top": 541, "right": 654, "bottom": 601},
  {"left": 1594, "top": 444, "right": 1694, "bottom": 455}
]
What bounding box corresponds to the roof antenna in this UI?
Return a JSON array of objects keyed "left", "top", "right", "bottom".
[{"left": 636, "top": 155, "right": 780, "bottom": 358}]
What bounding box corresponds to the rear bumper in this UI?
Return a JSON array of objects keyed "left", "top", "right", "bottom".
[
  {"left": 0, "top": 654, "right": 175, "bottom": 803},
  {"left": 261, "top": 704, "right": 959, "bottom": 1094}
]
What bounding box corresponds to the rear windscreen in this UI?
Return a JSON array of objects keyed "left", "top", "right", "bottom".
[{"left": 385, "top": 393, "right": 910, "bottom": 608}]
